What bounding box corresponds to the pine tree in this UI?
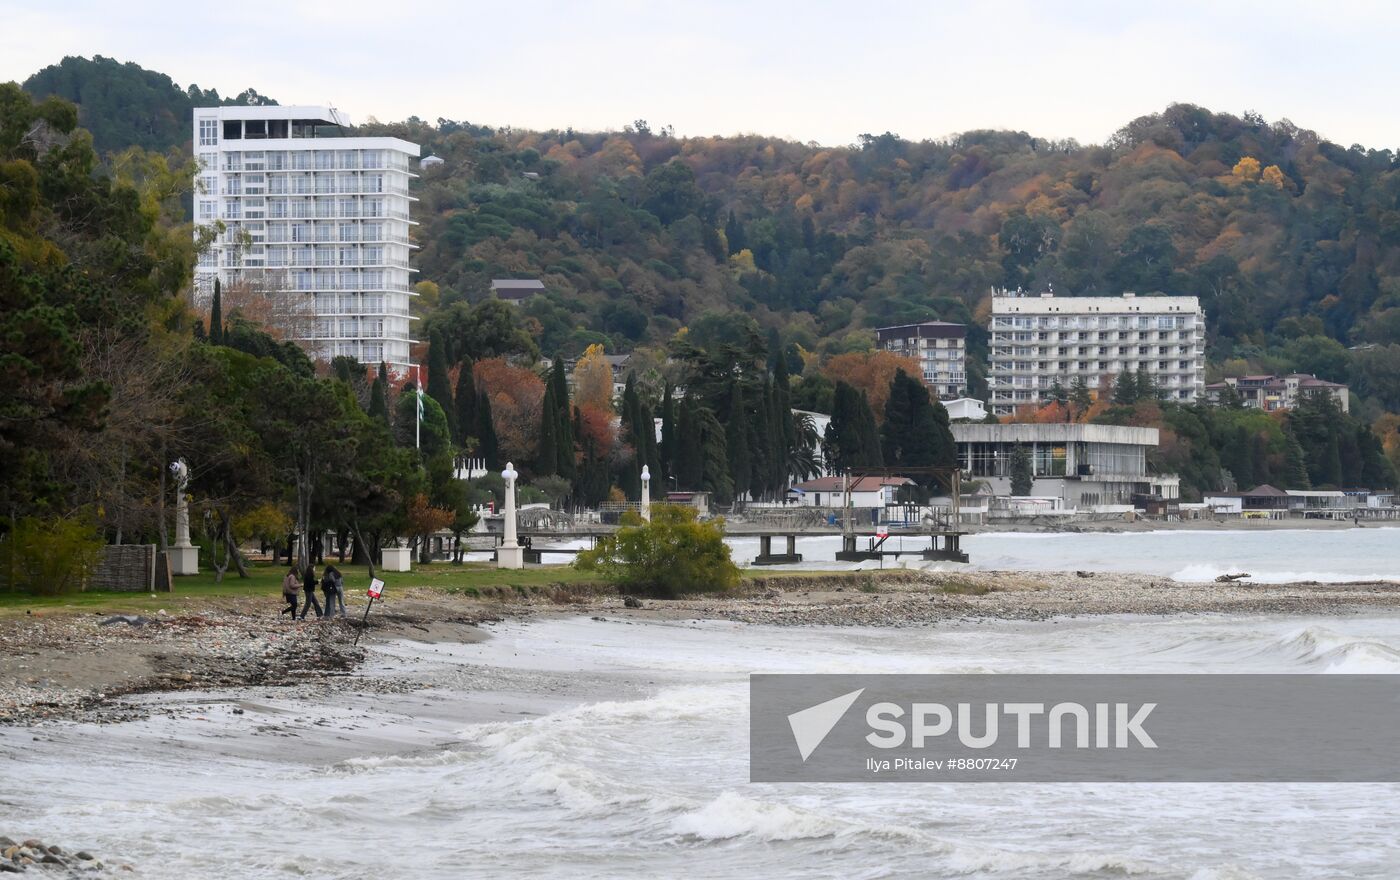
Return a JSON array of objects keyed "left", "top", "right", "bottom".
[
  {"left": 1230, "top": 425, "right": 1254, "bottom": 489},
  {"left": 453, "top": 359, "right": 476, "bottom": 447},
  {"left": 1010, "top": 444, "right": 1034, "bottom": 496},
  {"left": 368, "top": 362, "right": 390, "bottom": 426},
  {"left": 476, "top": 391, "right": 499, "bottom": 470},
  {"left": 1136, "top": 369, "right": 1160, "bottom": 402},
  {"left": 1048, "top": 379, "right": 1067, "bottom": 406},
  {"left": 1283, "top": 432, "right": 1311, "bottom": 489},
  {"left": 1113, "top": 369, "right": 1138, "bottom": 405},
  {"left": 1070, "top": 376, "right": 1093, "bottom": 417},
  {"left": 209, "top": 278, "right": 223, "bottom": 345},
  {"left": 725, "top": 382, "right": 751, "bottom": 503}
]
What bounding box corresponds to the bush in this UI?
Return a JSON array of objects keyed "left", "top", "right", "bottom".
[
  {"left": 0, "top": 516, "right": 104, "bottom": 595},
  {"left": 575, "top": 505, "right": 740, "bottom": 597}
]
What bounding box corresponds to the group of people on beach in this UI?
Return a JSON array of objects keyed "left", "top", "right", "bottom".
[{"left": 280, "top": 564, "right": 346, "bottom": 620}]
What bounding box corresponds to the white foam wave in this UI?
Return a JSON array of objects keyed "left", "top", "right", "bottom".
[{"left": 1170, "top": 564, "right": 1400, "bottom": 584}]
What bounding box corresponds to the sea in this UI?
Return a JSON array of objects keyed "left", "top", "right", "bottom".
[{"left": 4, "top": 529, "right": 1400, "bottom": 879}]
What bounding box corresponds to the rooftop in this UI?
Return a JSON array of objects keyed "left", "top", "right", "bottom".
[
  {"left": 491, "top": 279, "right": 545, "bottom": 300},
  {"left": 793, "top": 476, "right": 915, "bottom": 492},
  {"left": 194, "top": 105, "right": 352, "bottom": 126},
  {"left": 992, "top": 292, "right": 1201, "bottom": 314},
  {"left": 951, "top": 423, "right": 1160, "bottom": 446}
]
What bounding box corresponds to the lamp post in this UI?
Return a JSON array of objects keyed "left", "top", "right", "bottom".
[
  {"left": 497, "top": 461, "right": 524, "bottom": 569},
  {"left": 640, "top": 465, "right": 651, "bottom": 521}
]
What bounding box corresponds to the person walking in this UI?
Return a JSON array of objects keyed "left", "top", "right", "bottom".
[
  {"left": 280, "top": 567, "right": 301, "bottom": 618},
  {"left": 299, "top": 562, "right": 323, "bottom": 620},
  {"left": 321, "top": 564, "right": 346, "bottom": 618}
]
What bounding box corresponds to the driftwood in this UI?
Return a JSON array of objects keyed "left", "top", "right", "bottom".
[
  {"left": 1075, "top": 570, "right": 1094, "bottom": 578},
  {"left": 1215, "top": 572, "right": 1251, "bottom": 583}
]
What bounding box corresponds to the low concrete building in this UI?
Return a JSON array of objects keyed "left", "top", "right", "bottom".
[
  {"left": 791, "top": 475, "right": 914, "bottom": 508},
  {"left": 951, "top": 423, "right": 1178, "bottom": 509},
  {"left": 943, "top": 397, "right": 987, "bottom": 422},
  {"left": 1202, "top": 484, "right": 1291, "bottom": 519}
]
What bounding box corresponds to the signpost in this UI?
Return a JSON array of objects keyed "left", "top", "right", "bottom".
[{"left": 355, "top": 577, "right": 386, "bottom": 645}]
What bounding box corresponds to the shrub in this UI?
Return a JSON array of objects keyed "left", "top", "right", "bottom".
[
  {"left": 0, "top": 516, "right": 104, "bottom": 595},
  {"left": 575, "top": 505, "right": 740, "bottom": 597}
]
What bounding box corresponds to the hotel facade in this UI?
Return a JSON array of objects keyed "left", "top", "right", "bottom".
[
  {"left": 875, "top": 321, "right": 968, "bottom": 399},
  {"left": 988, "top": 292, "right": 1205, "bottom": 415},
  {"left": 192, "top": 106, "right": 420, "bottom": 370}
]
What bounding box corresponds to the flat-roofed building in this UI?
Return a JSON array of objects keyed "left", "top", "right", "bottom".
[
  {"left": 876, "top": 321, "right": 967, "bottom": 399},
  {"left": 988, "top": 292, "right": 1205, "bottom": 415},
  {"left": 491, "top": 279, "right": 545, "bottom": 303},
  {"left": 1204, "top": 373, "right": 1349, "bottom": 413},
  {"left": 192, "top": 105, "right": 420, "bottom": 371},
  {"left": 952, "top": 422, "right": 1179, "bottom": 509}
]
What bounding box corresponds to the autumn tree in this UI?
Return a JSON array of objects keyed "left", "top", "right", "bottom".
[{"left": 574, "top": 344, "right": 615, "bottom": 413}]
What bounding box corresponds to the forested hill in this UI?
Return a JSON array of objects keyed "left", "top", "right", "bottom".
[
  {"left": 22, "top": 56, "right": 276, "bottom": 154},
  {"left": 20, "top": 57, "right": 1400, "bottom": 414}
]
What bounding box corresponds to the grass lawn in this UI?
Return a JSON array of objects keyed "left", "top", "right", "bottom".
[{"left": 1, "top": 559, "right": 860, "bottom": 617}]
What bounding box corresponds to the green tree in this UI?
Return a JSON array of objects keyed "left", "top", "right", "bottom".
[
  {"left": 725, "top": 382, "right": 751, "bottom": 503},
  {"left": 1009, "top": 444, "right": 1034, "bottom": 496},
  {"left": 368, "top": 362, "right": 390, "bottom": 427},
  {"left": 209, "top": 279, "right": 223, "bottom": 345},
  {"left": 426, "top": 328, "right": 456, "bottom": 440},
  {"left": 575, "top": 506, "right": 740, "bottom": 597},
  {"left": 453, "top": 359, "right": 476, "bottom": 446}
]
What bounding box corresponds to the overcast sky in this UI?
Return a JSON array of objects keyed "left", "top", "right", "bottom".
[{"left": 2, "top": 0, "right": 1396, "bottom": 148}]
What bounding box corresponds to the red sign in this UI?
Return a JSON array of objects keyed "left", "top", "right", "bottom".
[{"left": 367, "top": 577, "right": 385, "bottom": 599}]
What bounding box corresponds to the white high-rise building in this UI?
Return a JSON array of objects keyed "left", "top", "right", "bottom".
[
  {"left": 988, "top": 292, "right": 1205, "bottom": 415},
  {"left": 192, "top": 106, "right": 421, "bottom": 370}
]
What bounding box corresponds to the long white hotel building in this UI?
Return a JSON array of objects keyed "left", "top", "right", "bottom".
[
  {"left": 192, "top": 106, "right": 420, "bottom": 370},
  {"left": 988, "top": 292, "right": 1205, "bottom": 415}
]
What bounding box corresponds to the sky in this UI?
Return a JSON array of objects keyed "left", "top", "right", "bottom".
[{"left": 3, "top": 0, "right": 1398, "bottom": 148}]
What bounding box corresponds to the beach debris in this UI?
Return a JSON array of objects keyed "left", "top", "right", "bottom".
[
  {"left": 1076, "top": 571, "right": 1094, "bottom": 578},
  {"left": 623, "top": 595, "right": 642, "bottom": 608},
  {"left": 1215, "top": 573, "right": 1251, "bottom": 583},
  {"left": 97, "top": 615, "right": 150, "bottom": 627}
]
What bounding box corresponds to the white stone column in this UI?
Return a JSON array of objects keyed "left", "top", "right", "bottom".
[
  {"left": 169, "top": 459, "right": 199, "bottom": 575},
  {"left": 640, "top": 465, "right": 652, "bottom": 521},
  {"left": 497, "top": 461, "right": 524, "bottom": 569}
]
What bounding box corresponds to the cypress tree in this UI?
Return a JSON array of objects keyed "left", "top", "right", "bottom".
[
  {"left": 1113, "top": 368, "right": 1137, "bottom": 405},
  {"left": 725, "top": 209, "right": 747, "bottom": 255},
  {"left": 368, "top": 362, "right": 389, "bottom": 426},
  {"left": 453, "top": 359, "right": 476, "bottom": 447},
  {"left": 551, "top": 360, "right": 576, "bottom": 479},
  {"left": 476, "top": 391, "right": 500, "bottom": 470},
  {"left": 674, "top": 398, "right": 704, "bottom": 491},
  {"left": 1070, "top": 376, "right": 1093, "bottom": 417},
  {"left": 1009, "top": 444, "right": 1034, "bottom": 496},
  {"left": 209, "top": 278, "right": 223, "bottom": 345},
  {"left": 856, "top": 391, "right": 883, "bottom": 467},
  {"left": 1252, "top": 432, "right": 1270, "bottom": 488},
  {"left": 537, "top": 383, "right": 558, "bottom": 477},
  {"left": 725, "top": 382, "right": 751, "bottom": 502},
  {"left": 1323, "top": 430, "right": 1343, "bottom": 487},
  {"left": 660, "top": 384, "right": 676, "bottom": 480},
  {"left": 426, "top": 329, "right": 456, "bottom": 440}
]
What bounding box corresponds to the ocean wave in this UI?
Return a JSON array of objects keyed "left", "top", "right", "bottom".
[
  {"left": 671, "top": 791, "right": 850, "bottom": 842},
  {"left": 1263, "top": 626, "right": 1400, "bottom": 673}
]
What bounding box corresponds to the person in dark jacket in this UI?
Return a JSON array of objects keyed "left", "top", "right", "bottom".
[
  {"left": 321, "top": 565, "right": 346, "bottom": 618},
  {"left": 299, "top": 563, "right": 323, "bottom": 620}
]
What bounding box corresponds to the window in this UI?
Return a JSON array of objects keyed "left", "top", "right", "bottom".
[
  {"left": 223, "top": 120, "right": 242, "bottom": 141},
  {"left": 198, "top": 119, "right": 218, "bottom": 146},
  {"left": 198, "top": 200, "right": 216, "bottom": 221}
]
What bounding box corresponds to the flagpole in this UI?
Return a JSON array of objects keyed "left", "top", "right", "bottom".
[{"left": 415, "top": 363, "right": 422, "bottom": 450}]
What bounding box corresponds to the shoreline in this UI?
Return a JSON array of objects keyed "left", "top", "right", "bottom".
[{"left": 5, "top": 568, "right": 1400, "bottom": 726}]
